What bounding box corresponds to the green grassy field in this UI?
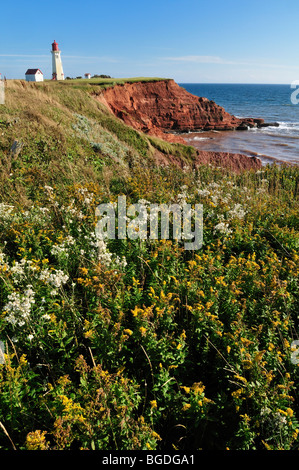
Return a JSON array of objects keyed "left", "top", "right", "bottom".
[
  {"left": 42, "top": 76, "right": 170, "bottom": 91},
  {"left": 0, "top": 79, "right": 298, "bottom": 451}
]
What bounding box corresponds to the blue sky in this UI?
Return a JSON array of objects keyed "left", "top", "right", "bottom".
[{"left": 1, "top": 0, "right": 299, "bottom": 83}]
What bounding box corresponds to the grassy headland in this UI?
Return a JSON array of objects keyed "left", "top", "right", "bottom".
[{"left": 0, "top": 78, "right": 298, "bottom": 451}]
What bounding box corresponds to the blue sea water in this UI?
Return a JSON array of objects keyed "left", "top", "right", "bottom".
[{"left": 179, "top": 83, "right": 299, "bottom": 165}]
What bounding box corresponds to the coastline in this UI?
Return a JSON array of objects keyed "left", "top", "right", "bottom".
[
  {"left": 96, "top": 79, "right": 283, "bottom": 170},
  {"left": 180, "top": 83, "right": 299, "bottom": 167},
  {"left": 182, "top": 130, "right": 296, "bottom": 167}
]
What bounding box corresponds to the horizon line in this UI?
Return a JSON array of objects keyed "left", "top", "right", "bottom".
[{"left": 1, "top": 77, "right": 293, "bottom": 86}]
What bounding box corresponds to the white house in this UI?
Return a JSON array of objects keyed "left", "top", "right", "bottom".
[
  {"left": 25, "top": 69, "right": 44, "bottom": 82},
  {"left": 84, "top": 73, "right": 91, "bottom": 79}
]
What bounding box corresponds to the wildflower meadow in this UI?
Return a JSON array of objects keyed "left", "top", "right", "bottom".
[
  {"left": 0, "top": 162, "right": 298, "bottom": 451},
  {"left": 0, "top": 79, "right": 298, "bottom": 451}
]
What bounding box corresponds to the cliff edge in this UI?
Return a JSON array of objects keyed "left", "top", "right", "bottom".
[
  {"left": 95, "top": 79, "right": 265, "bottom": 145},
  {"left": 94, "top": 79, "right": 264, "bottom": 171}
]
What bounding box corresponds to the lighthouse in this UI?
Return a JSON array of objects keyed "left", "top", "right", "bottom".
[{"left": 51, "top": 40, "right": 64, "bottom": 80}]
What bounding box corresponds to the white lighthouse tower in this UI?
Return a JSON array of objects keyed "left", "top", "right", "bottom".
[{"left": 51, "top": 40, "right": 64, "bottom": 80}]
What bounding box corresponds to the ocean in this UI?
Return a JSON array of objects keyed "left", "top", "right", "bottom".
[{"left": 179, "top": 83, "right": 299, "bottom": 165}]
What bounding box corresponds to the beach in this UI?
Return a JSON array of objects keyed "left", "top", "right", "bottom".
[{"left": 180, "top": 84, "right": 299, "bottom": 165}]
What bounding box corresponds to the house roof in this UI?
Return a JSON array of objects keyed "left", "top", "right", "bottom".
[{"left": 25, "top": 69, "right": 43, "bottom": 75}]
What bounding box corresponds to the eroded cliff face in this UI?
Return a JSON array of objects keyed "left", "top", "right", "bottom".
[
  {"left": 95, "top": 79, "right": 263, "bottom": 171},
  {"left": 95, "top": 79, "right": 264, "bottom": 144},
  {"left": 152, "top": 148, "right": 262, "bottom": 172}
]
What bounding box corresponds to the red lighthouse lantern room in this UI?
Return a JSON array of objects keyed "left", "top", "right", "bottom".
[{"left": 52, "top": 40, "right": 59, "bottom": 52}]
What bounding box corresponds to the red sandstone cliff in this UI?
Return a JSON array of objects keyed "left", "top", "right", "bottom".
[
  {"left": 95, "top": 79, "right": 264, "bottom": 144},
  {"left": 95, "top": 79, "right": 264, "bottom": 171},
  {"left": 152, "top": 148, "right": 262, "bottom": 172}
]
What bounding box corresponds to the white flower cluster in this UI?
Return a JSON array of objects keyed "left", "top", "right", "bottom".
[
  {"left": 96, "top": 235, "right": 127, "bottom": 270},
  {"left": 44, "top": 185, "right": 55, "bottom": 200},
  {"left": 176, "top": 185, "right": 189, "bottom": 205},
  {"left": 213, "top": 222, "right": 232, "bottom": 236},
  {"left": 4, "top": 285, "right": 35, "bottom": 327},
  {"left": 197, "top": 182, "right": 231, "bottom": 206},
  {"left": 0, "top": 203, "right": 15, "bottom": 221},
  {"left": 39, "top": 268, "right": 69, "bottom": 288},
  {"left": 195, "top": 178, "right": 249, "bottom": 237},
  {"left": 84, "top": 231, "right": 127, "bottom": 269},
  {"left": 59, "top": 201, "right": 85, "bottom": 222},
  {"left": 227, "top": 203, "right": 247, "bottom": 220},
  {"left": 97, "top": 238, "right": 114, "bottom": 266},
  {"left": 197, "top": 189, "right": 210, "bottom": 197},
  {"left": 0, "top": 254, "right": 41, "bottom": 285},
  {"left": 0, "top": 254, "right": 5, "bottom": 267},
  {"left": 137, "top": 199, "right": 151, "bottom": 207},
  {"left": 9, "top": 258, "right": 39, "bottom": 284},
  {"left": 50, "top": 235, "right": 76, "bottom": 257},
  {"left": 77, "top": 187, "right": 94, "bottom": 206}
]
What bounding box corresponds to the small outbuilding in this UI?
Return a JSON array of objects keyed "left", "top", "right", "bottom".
[
  {"left": 84, "top": 73, "right": 91, "bottom": 79},
  {"left": 25, "top": 69, "right": 44, "bottom": 82}
]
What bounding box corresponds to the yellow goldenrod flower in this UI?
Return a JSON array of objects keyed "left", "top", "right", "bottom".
[
  {"left": 26, "top": 430, "right": 49, "bottom": 450},
  {"left": 155, "top": 307, "right": 164, "bottom": 317},
  {"left": 139, "top": 327, "right": 146, "bottom": 336},
  {"left": 262, "top": 440, "right": 272, "bottom": 450},
  {"left": 242, "top": 360, "right": 253, "bottom": 370},
  {"left": 240, "top": 414, "right": 250, "bottom": 424},
  {"left": 254, "top": 350, "right": 265, "bottom": 363},
  {"left": 150, "top": 400, "right": 157, "bottom": 409},
  {"left": 283, "top": 339, "right": 290, "bottom": 348},
  {"left": 123, "top": 329, "right": 133, "bottom": 336},
  {"left": 84, "top": 330, "right": 94, "bottom": 339},
  {"left": 152, "top": 431, "right": 162, "bottom": 441},
  {"left": 131, "top": 306, "right": 141, "bottom": 317},
  {"left": 19, "top": 354, "right": 28, "bottom": 366},
  {"left": 182, "top": 403, "right": 191, "bottom": 411},
  {"left": 192, "top": 382, "right": 205, "bottom": 395},
  {"left": 240, "top": 337, "right": 254, "bottom": 347},
  {"left": 203, "top": 397, "right": 213, "bottom": 404},
  {"left": 235, "top": 374, "right": 247, "bottom": 384}
]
